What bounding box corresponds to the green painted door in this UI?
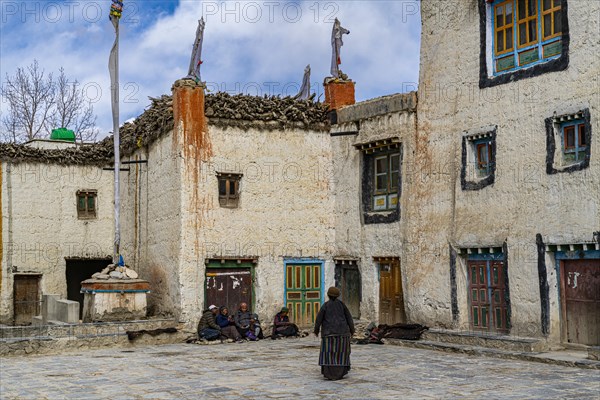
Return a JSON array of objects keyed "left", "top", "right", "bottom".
[{"left": 285, "top": 263, "right": 322, "bottom": 327}]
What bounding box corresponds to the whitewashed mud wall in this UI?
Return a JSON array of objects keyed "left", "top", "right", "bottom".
[
  {"left": 0, "top": 162, "right": 113, "bottom": 323},
  {"left": 410, "top": 0, "right": 600, "bottom": 337}
]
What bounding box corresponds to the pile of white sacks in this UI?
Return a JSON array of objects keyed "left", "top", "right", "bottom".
[{"left": 92, "top": 264, "right": 139, "bottom": 280}]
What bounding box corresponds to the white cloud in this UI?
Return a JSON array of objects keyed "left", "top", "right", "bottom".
[{"left": 1, "top": 0, "right": 421, "bottom": 139}]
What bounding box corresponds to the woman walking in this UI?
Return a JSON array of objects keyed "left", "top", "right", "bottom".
[{"left": 314, "top": 287, "right": 355, "bottom": 380}]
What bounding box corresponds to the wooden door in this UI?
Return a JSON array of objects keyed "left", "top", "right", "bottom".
[
  {"left": 13, "top": 275, "right": 41, "bottom": 326},
  {"left": 379, "top": 260, "right": 405, "bottom": 324},
  {"left": 285, "top": 263, "right": 322, "bottom": 327},
  {"left": 205, "top": 267, "right": 252, "bottom": 313},
  {"left": 341, "top": 266, "right": 361, "bottom": 319},
  {"left": 562, "top": 259, "right": 600, "bottom": 345},
  {"left": 468, "top": 260, "right": 508, "bottom": 333}
]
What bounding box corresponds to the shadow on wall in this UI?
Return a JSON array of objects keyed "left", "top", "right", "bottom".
[{"left": 146, "top": 265, "right": 175, "bottom": 318}]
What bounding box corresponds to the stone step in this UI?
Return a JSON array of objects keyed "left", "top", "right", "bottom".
[
  {"left": 422, "top": 329, "right": 547, "bottom": 352},
  {"left": 385, "top": 338, "right": 600, "bottom": 370}
]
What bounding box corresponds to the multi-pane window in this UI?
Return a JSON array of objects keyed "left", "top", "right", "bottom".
[
  {"left": 517, "top": 0, "right": 538, "bottom": 49},
  {"left": 562, "top": 121, "right": 587, "bottom": 164},
  {"left": 356, "top": 139, "right": 401, "bottom": 223},
  {"left": 495, "top": 0, "right": 514, "bottom": 55},
  {"left": 546, "top": 110, "right": 591, "bottom": 174},
  {"left": 542, "top": 0, "right": 562, "bottom": 40},
  {"left": 217, "top": 173, "right": 241, "bottom": 208},
  {"left": 491, "top": 0, "right": 563, "bottom": 74},
  {"left": 475, "top": 140, "right": 494, "bottom": 177},
  {"left": 76, "top": 190, "right": 97, "bottom": 219},
  {"left": 373, "top": 152, "right": 400, "bottom": 211}
]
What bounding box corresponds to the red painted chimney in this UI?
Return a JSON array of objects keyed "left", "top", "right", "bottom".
[
  {"left": 172, "top": 79, "right": 211, "bottom": 160},
  {"left": 324, "top": 79, "right": 355, "bottom": 111}
]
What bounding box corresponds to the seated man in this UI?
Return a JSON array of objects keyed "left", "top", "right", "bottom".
[
  {"left": 234, "top": 302, "right": 263, "bottom": 340},
  {"left": 272, "top": 307, "right": 299, "bottom": 339},
  {"left": 197, "top": 304, "right": 221, "bottom": 341},
  {"left": 216, "top": 306, "right": 242, "bottom": 342}
]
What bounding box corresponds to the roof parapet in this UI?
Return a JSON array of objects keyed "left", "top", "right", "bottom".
[{"left": 335, "top": 92, "right": 417, "bottom": 124}]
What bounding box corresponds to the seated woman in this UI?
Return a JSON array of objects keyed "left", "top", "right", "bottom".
[
  {"left": 216, "top": 306, "right": 243, "bottom": 342},
  {"left": 247, "top": 313, "right": 264, "bottom": 341},
  {"left": 272, "top": 307, "right": 299, "bottom": 339}
]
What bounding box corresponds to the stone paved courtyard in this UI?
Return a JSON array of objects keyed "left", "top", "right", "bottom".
[{"left": 1, "top": 337, "right": 599, "bottom": 399}]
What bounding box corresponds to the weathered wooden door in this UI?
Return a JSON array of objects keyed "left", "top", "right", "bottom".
[
  {"left": 13, "top": 275, "right": 41, "bottom": 326},
  {"left": 379, "top": 260, "right": 405, "bottom": 324},
  {"left": 468, "top": 260, "right": 509, "bottom": 333},
  {"left": 339, "top": 265, "right": 361, "bottom": 319},
  {"left": 205, "top": 266, "right": 252, "bottom": 313},
  {"left": 562, "top": 259, "right": 600, "bottom": 345},
  {"left": 342, "top": 267, "right": 361, "bottom": 319},
  {"left": 285, "top": 263, "right": 322, "bottom": 327}
]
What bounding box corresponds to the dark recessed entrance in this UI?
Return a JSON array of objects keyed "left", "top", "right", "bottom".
[{"left": 65, "top": 258, "right": 110, "bottom": 319}]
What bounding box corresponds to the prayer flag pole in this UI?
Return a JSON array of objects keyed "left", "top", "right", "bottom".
[{"left": 109, "top": 0, "right": 123, "bottom": 264}]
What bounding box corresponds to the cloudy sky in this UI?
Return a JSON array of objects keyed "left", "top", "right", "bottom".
[{"left": 1, "top": 1, "right": 421, "bottom": 139}]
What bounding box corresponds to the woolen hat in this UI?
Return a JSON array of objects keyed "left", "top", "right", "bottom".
[
  {"left": 208, "top": 305, "right": 217, "bottom": 310},
  {"left": 280, "top": 307, "right": 289, "bottom": 313},
  {"left": 327, "top": 286, "right": 340, "bottom": 297}
]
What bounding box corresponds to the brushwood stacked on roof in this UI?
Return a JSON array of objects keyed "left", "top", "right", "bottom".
[{"left": 0, "top": 93, "right": 330, "bottom": 166}]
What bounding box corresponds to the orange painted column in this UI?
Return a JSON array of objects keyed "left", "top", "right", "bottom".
[
  {"left": 323, "top": 80, "right": 356, "bottom": 111},
  {"left": 172, "top": 79, "right": 208, "bottom": 154}
]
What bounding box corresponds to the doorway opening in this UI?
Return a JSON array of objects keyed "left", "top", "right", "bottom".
[
  {"left": 65, "top": 258, "right": 110, "bottom": 319},
  {"left": 205, "top": 260, "right": 254, "bottom": 314},
  {"left": 467, "top": 256, "right": 509, "bottom": 333},
  {"left": 334, "top": 259, "right": 361, "bottom": 319},
  {"left": 284, "top": 259, "right": 323, "bottom": 327},
  {"left": 376, "top": 257, "right": 405, "bottom": 325},
  {"left": 559, "top": 256, "right": 600, "bottom": 346}
]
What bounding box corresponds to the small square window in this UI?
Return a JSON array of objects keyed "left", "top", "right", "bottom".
[
  {"left": 461, "top": 128, "right": 497, "bottom": 191},
  {"left": 561, "top": 121, "right": 587, "bottom": 164},
  {"left": 546, "top": 109, "right": 591, "bottom": 174},
  {"left": 76, "top": 191, "right": 97, "bottom": 219},
  {"left": 217, "top": 173, "right": 242, "bottom": 208}
]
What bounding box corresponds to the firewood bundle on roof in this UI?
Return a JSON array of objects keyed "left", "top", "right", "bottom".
[{"left": 0, "top": 92, "right": 330, "bottom": 166}]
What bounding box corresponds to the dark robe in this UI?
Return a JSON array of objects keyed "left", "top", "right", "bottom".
[{"left": 314, "top": 298, "right": 355, "bottom": 380}]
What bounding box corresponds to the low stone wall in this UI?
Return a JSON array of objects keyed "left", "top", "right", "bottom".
[{"left": 0, "top": 319, "right": 183, "bottom": 357}]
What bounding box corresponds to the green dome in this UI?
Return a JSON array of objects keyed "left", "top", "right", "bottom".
[{"left": 50, "top": 128, "right": 76, "bottom": 142}]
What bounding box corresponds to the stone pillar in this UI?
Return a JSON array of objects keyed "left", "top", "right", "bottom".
[{"left": 323, "top": 79, "right": 356, "bottom": 111}]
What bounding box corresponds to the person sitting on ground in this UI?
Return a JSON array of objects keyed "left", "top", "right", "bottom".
[
  {"left": 197, "top": 304, "right": 221, "bottom": 341},
  {"left": 216, "top": 306, "right": 243, "bottom": 342},
  {"left": 235, "top": 303, "right": 263, "bottom": 340},
  {"left": 272, "top": 307, "right": 299, "bottom": 339},
  {"left": 248, "top": 313, "right": 264, "bottom": 340}
]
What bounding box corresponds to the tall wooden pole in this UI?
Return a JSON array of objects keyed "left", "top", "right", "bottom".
[{"left": 109, "top": 1, "right": 123, "bottom": 264}]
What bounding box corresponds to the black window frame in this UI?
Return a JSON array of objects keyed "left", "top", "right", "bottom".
[
  {"left": 479, "top": 0, "right": 570, "bottom": 88},
  {"left": 461, "top": 128, "right": 497, "bottom": 191},
  {"left": 545, "top": 108, "right": 592, "bottom": 174},
  {"left": 361, "top": 145, "right": 402, "bottom": 225}
]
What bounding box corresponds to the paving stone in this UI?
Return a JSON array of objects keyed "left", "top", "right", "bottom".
[{"left": 1, "top": 338, "right": 598, "bottom": 399}]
